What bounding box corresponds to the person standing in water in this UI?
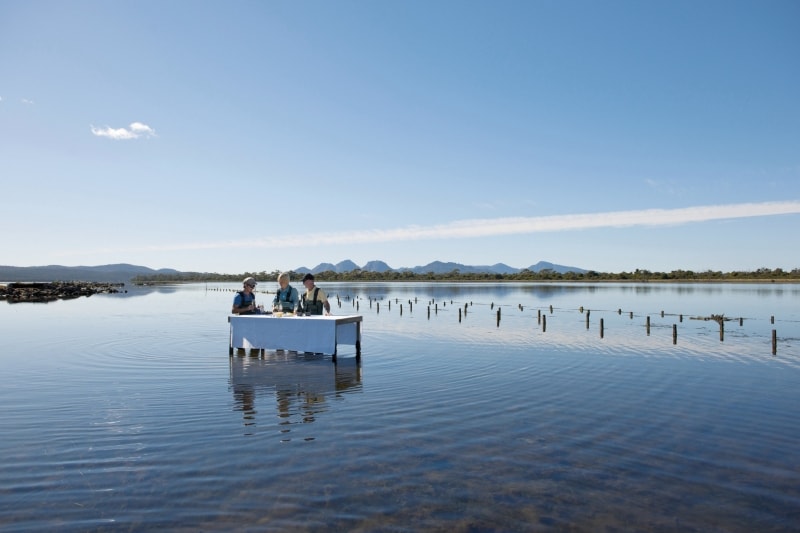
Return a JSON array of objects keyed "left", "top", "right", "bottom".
[
  {"left": 272, "top": 272, "right": 299, "bottom": 313},
  {"left": 232, "top": 277, "right": 258, "bottom": 314},
  {"left": 300, "top": 273, "right": 331, "bottom": 315}
]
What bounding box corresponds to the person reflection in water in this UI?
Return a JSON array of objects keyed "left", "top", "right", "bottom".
[
  {"left": 233, "top": 385, "right": 256, "bottom": 431},
  {"left": 229, "top": 355, "right": 362, "bottom": 436}
]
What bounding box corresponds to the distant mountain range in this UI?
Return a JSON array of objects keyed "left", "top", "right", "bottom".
[
  {"left": 0, "top": 264, "right": 180, "bottom": 283},
  {"left": 295, "top": 260, "right": 586, "bottom": 275},
  {"left": 0, "top": 260, "right": 586, "bottom": 282}
]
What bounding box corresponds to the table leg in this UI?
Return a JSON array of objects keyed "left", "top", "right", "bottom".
[{"left": 355, "top": 321, "right": 362, "bottom": 361}]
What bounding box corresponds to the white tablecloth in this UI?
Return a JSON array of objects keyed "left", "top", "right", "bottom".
[{"left": 229, "top": 314, "right": 362, "bottom": 354}]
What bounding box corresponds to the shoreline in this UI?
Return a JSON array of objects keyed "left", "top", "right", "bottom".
[
  {"left": 130, "top": 278, "right": 800, "bottom": 285},
  {"left": 0, "top": 281, "right": 124, "bottom": 303}
]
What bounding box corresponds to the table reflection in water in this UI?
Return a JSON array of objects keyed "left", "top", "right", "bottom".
[{"left": 229, "top": 351, "right": 362, "bottom": 437}]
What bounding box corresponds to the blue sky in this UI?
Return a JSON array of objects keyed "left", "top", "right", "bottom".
[{"left": 1, "top": 0, "right": 798, "bottom": 274}]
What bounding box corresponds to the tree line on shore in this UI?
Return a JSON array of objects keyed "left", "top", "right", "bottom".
[{"left": 131, "top": 267, "right": 800, "bottom": 284}]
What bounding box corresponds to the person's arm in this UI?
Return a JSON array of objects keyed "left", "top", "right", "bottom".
[{"left": 321, "top": 290, "right": 332, "bottom": 314}]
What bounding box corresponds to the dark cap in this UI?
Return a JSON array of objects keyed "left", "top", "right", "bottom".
[{"left": 302, "top": 273, "right": 315, "bottom": 282}]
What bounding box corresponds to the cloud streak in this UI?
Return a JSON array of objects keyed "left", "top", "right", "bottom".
[
  {"left": 75, "top": 201, "right": 800, "bottom": 256},
  {"left": 91, "top": 122, "right": 156, "bottom": 140}
]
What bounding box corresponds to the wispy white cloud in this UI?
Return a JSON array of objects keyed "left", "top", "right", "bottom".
[
  {"left": 129, "top": 122, "right": 155, "bottom": 136},
  {"left": 91, "top": 122, "right": 156, "bottom": 140},
  {"left": 21, "top": 98, "right": 34, "bottom": 104},
  {"left": 70, "top": 201, "right": 800, "bottom": 256}
]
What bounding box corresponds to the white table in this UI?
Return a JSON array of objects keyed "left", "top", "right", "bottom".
[{"left": 228, "top": 314, "right": 362, "bottom": 361}]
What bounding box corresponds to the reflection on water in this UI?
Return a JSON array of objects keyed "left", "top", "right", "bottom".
[
  {"left": 229, "top": 352, "right": 362, "bottom": 438},
  {"left": 0, "top": 282, "right": 798, "bottom": 531}
]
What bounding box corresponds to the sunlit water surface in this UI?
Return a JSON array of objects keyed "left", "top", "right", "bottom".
[{"left": 1, "top": 282, "right": 799, "bottom": 531}]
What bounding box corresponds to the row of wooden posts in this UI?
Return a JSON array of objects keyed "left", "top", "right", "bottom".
[{"left": 344, "top": 294, "right": 781, "bottom": 356}]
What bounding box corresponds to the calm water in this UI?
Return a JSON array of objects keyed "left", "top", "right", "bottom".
[{"left": 1, "top": 282, "right": 799, "bottom": 532}]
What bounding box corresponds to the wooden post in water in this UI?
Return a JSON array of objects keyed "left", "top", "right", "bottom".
[
  {"left": 400, "top": 304, "right": 403, "bottom": 316},
  {"left": 679, "top": 314, "right": 683, "bottom": 322},
  {"left": 427, "top": 305, "right": 430, "bottom": 319},
  {"left": 585, "top": 313, "right": 590, "bottom": 330},
  {"left": 491, "top": 302, "right": 494, "bottom": 310},
  {"left": 549, "top": 304, "right": 553, "bottom": 314},
  {"left": 409, "top": 301, "right": 412, "bottom": 313},
  {"left": 630, "top": 311, "right": 633, "bottom": 319},
  {"left": 458, "top": 308, "right": 462, "bottom": 323},
  {"left": 600, "top": 318, "right": 604, "bottom": 338},
  {"left": 388, "top": 300, "right": 391, "bottom": 311},
  {"left": 435, "top": 303, "right": 438, "bottom": 314},
  {"left": 537, "top": 309, "right": 541, "bottom": 325},
  {"left": 673, "top": 324, "right": 677, "bottom": 345},
  {"left": 772, "top": 330, "right": 777, "bottom": 355},
  {"left": 646, "top": 316, "right": 650, "bottom": 336},
  {"left": 464, "top": 303, "right": 468, "bottom": 316},
  {"left": 542, "top": 314, "right": 546, "bottom": 332},
  {"left": 719, "top": 320, "right": 724, "bottom": 342},
  {"left": 771, "top": 315, "right": 775, "bottom": 324},
  {"left": 377, "top": 302, "right": 380, "bottom": 314},
  {"left": 496, "top": 309, "right": 501, "bottom": 327},
  {"left": 661, "top": 310, "right": 664, "bottom": 318}
]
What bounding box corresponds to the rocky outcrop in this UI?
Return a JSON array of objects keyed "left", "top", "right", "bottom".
[{"left": 0, "top": 282, "right": 123, "bottom": 303}]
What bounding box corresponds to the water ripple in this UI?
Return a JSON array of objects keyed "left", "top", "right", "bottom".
[{"left": 1, "top": 283, "right": 799, "bottom": 532}]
